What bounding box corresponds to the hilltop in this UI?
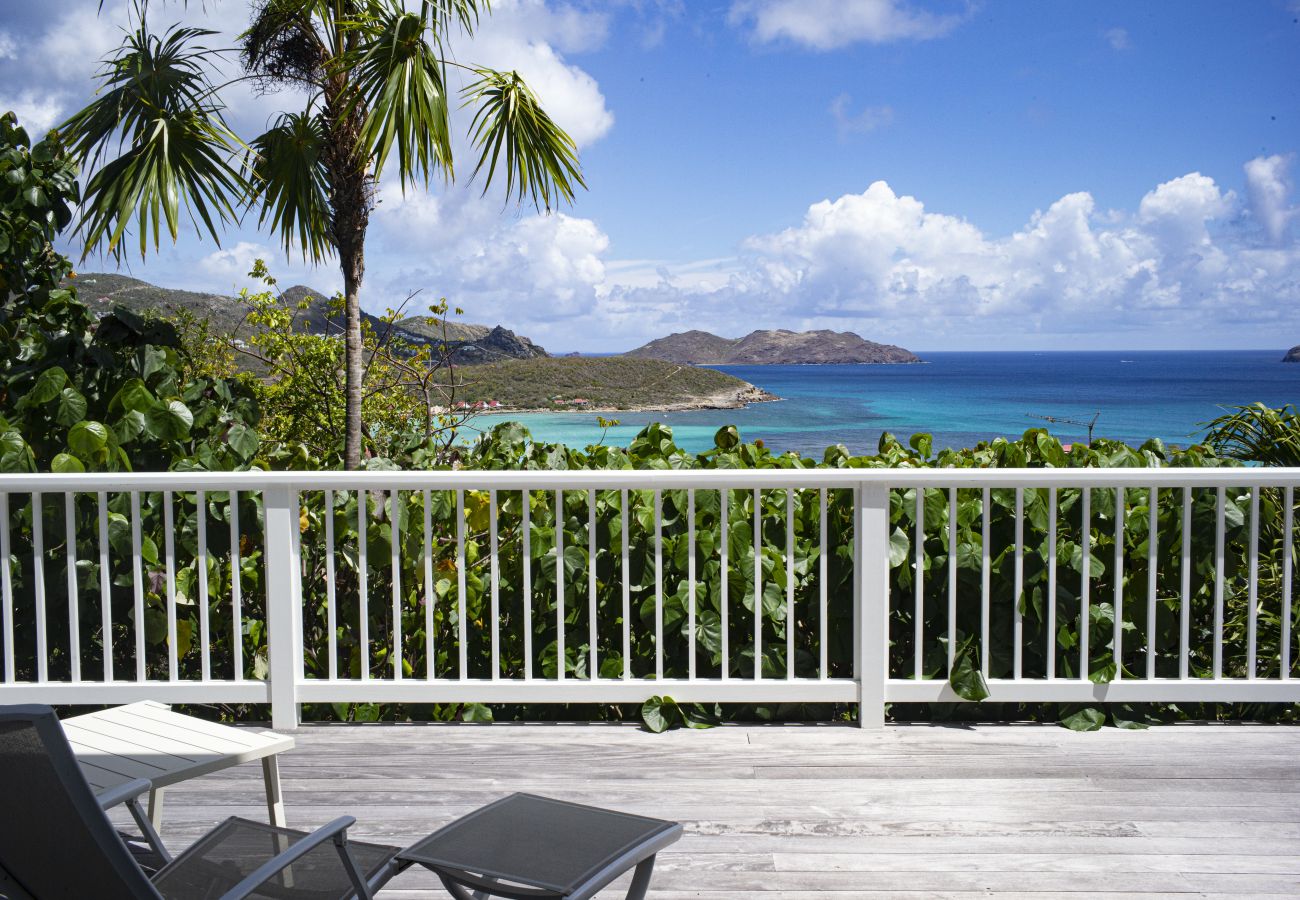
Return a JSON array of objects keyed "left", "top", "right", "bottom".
[
  {"left": 71, "top": 273, "right": 547, "bottom": 364},
  {"left": 625, "top": 328, "right": 919, "bottom": 365},
  {"left": 452, "top": 357, "right": 777, "bottom": 411}
]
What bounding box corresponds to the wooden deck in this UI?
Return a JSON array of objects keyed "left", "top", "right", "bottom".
[{"left": 136, "top": 722, "right": 1300, "bottom": 898}]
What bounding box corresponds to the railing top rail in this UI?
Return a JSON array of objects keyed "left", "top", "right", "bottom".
[{"left": 0, "top": 466, "right": 1294, "bottom": 491}]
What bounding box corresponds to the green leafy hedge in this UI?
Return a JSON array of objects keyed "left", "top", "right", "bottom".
[{"left": 2, "top": 419, "right": 1291, "bottom": 730}]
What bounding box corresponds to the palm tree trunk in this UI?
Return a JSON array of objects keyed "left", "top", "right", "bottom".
[
  {"left": 341, "top": 244, "right": 365, "bottom": 469},
  {"left": 323, "top": 74, "right": 371, "bottom": 470}
]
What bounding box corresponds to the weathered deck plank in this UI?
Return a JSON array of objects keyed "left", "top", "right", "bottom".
[{"left": 128, "top": 722, "right": 1300, "bottom": 897}]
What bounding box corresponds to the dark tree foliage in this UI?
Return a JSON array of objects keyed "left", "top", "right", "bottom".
[{"left": 0, "top": 113, "right": 261, "bottom": 473}]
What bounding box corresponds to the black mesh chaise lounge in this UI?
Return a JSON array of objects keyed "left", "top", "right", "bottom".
[{"left": 0, "top": 705, "right": 682, "bottom": 900}]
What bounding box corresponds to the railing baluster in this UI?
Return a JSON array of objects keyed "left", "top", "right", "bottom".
[
  {"left": 753, "top": 488, "right": 762, "bottom": 680},
  {"left": 131, "top": 492, "right": 144, "bottom": 681},
  {"left": 325, "top": 490, "right": 337, "bottom": 681},
  {"left": 1180, "top": 487, "right": 1191, "bottom": 680},
  {"left": 1213, "top": 486, "right": 1225, "bottom": 679},
  {"left": 619, "top": 488, "right": 628, "bottom": 680},
  {"left": 1081, "top": 488, "right": 1091, "bottom": 680},
  {"left": 587, "top": 489, "right": 596, "bottom": 681},
  {"left": 422, "top": 489, "right": 433, "bottom": 681},
  {"left": 786, "top": 488, "right": 795, "bottom": 680},
  {"left": 390, "top": 490, "right": 402, "bottom": 681},
  {"left": 97, "top": 492, "right": 111, "bottom": 682},
  {"left": 947, "top": 487, "right": 957, "bottom": 676},
  {"left": 1284, "top": 486, "right": 1294, "bottom": 680},
  {"left": 196, "top": 491, "right": 210, "bottom": 681},
  {"left": 64, "top": 492, "right": 80, "bottom": 682},
  {"left": 720, "top": 489, "right": 730, "bottom": 681},
  {"left": 1013, "top": 488, "right": 1023, "bottom": 680},
  {"left": 689, "top": 489, "right": 697, "bottom": 681},
  {"left": 493, "top": 489, "right": 502, "bottom": 681},
  {"left": 1247, "top": 486, "right": 1260, "bottom": 679},
  {"left": 819, "top": 487, "right": 828, "bottom": 679},
  {"left": 163, "top": 491, "right": 177, "bottom": 682},
  {"left": 654, "top": 489, "right": 663, "bottom": 681},
  {"left": 33, "top": 492, "right": 46, "bottom": 682},
  {"left": 359, "top": 489, "right": 370, "bottom": 681},
  {"left": 1113, "top": 487, "right": 1124, "bottom": 680},
  {"left": 980, "top": 487, "right": 990, "bottom": 680},
  {"left": 555, "top": 489, "right": 564, "bottom": 681},
  {"left": 458, "top": 490, "right": 468, "bottom": 680},
  {"left": 914, "top": 487, "right": 924, "bottom": 680},
  {"left": 1, "top": 494, "right": 11, "bottom": 683},
  {"left": 1146, "top": 487, "right": 1158, "bottom": 680},
  {"left": 1047, "top": 488, "right": 1057, "bottom": 680},
  {"left": 523, "top": 490, "right": 533, "bottom": 680},
  {"left": 230, "top": 491, "right": 243, "bottom": 682}
]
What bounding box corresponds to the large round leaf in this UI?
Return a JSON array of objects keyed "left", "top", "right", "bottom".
[
  {"left": 144, "top": 400, "right": 194, "bottom": 441},
  {"left": 17, "top": 364, "right": 67, "bottom": 408},
  {"left": 55, "top": 387, "right": 88, "bottom": 427},
  {"left": 110, "top": 378, "right": 155, "bottom": 415},
  {"left": 67, "top": 420, "right": 109, "bottom": 458},
  {"left": 51, "top": 452, "right": 85, "bottom": 473},
  {"left": 0, "top": 430, "right": 35, "bottom": 472}
]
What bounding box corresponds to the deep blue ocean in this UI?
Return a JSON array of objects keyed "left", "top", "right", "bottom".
[{"left": 469, "top": 351, "right": 1298, "bottom": 457}]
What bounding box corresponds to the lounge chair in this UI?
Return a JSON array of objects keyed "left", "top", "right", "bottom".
[{"left": 0, "top": 704, "right": 681, "bottom": 900}]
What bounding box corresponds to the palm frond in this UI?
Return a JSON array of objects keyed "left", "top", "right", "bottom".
[
  {"left": 244, "top": 112, "right": 334, "bottom": 262},
  {"left": 419, "top": 0, "right": 488, "bottom": 35},
  {"left": 344, "top": 4, "right": 454, "bottom": 187},
  {"left": 463, "top": 67, "right": 585, "bottom": 211},
  {"left": 61, "top": 19, "right": 246, "bottom": 258},
  {"left": 1203, "top": 403, "right": 1300, "bottom": 467}
]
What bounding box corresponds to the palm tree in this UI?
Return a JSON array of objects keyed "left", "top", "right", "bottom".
[{"left": 63, "top": 0, "right": 584, "bottom": 468}]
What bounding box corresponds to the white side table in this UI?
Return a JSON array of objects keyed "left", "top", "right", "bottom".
[{"left": 63, "top": 700, "right": 295, "bottom": 832}]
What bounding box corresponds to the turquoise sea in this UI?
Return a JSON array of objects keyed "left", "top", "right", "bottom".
[{"left": 466, "top": 351, "right": 1299, "bottom": 457}]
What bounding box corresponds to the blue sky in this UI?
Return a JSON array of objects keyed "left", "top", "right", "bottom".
[{"left": 1, "top": 0, "right": 1298, "bottom": 351}]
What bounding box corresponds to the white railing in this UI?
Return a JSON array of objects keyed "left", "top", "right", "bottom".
[{"left": 0, "top": 468, "right": 1296, "bottom": 729}]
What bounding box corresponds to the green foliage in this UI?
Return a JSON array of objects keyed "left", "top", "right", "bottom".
[
  {"left": 231, "top": 261, "right": 474, "bottom": 462},
  {"left": 0, "top": 118, "right": 261, "bottom": 474},
  {"left": 1205, "top": 403, "right": 1300, "bottom": 466}
]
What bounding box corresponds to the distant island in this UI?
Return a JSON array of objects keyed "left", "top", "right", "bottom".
[
  {"left": 70, "top": 274, "right": 777, "bottom": 412},
  {"left": 624, "top": 329, "right": 920, "bottom": 365},
  {"left": 1283, "top": 346, "right": 1300, "bottom": 362}
]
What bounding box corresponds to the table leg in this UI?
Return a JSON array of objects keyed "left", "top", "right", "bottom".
[
  {"left": 147, "top": 787, "right": 164, "bottom": 833},
  {"left": 625, "top": 856, "right": 656, "bottom": 900},
  {"left": 262, "top": 755, "right": 287, "bottom": 827}
]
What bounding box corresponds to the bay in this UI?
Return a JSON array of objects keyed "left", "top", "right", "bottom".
[{"left": 465, "top": 350, "right": 1299, "bottom": 457}]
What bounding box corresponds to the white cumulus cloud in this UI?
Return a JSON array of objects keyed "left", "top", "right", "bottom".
[
  {"left": 0, "top": 91, "right": 64, "bottom": 136},
  {"left": 729, "top": 0, "right": 967, "bottom": 50},
  {"left": 1244, "top": 154, "right": 1294, "bottom": 245}
]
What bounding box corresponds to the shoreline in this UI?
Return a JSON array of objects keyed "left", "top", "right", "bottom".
[{"left": 477, "top": 385, "right": 782, "bottom": 415}]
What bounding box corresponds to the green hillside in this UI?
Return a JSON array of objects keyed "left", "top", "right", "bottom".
[{"left": 451, "top": 357, "right": 773, "bottom": 410}]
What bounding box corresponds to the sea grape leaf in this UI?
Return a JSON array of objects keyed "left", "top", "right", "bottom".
[
  {"left": 461, "top": 703, "right": 493, "bottom": 723},
  {"left": 641, "top": 695, "right": 681, "bottom": 733},
  {"left": 1060, "top": 707, "right": 1105, "bottom": 731},
  {"left": 51, "top": 452, "right": 84, "bottom": 473},
  {"left": 67, "top": 420, "right": 108, "bottom": 458},
  {"left": 949, "top": 651, "right": 989, "bottom": 702},
  {"left": 55, "top": 388, "right": 87, "bottom": 427},
  {"left": 144, "top": 400, "right": 193, "bottom": 441}
]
